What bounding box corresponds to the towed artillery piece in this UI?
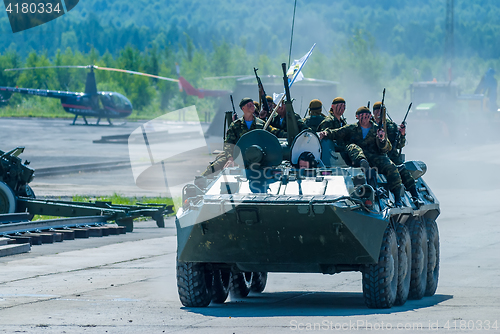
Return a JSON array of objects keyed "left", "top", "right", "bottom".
[
  {"left": 0, "top": 147, "right": 171, "bottom": 231},
  {"left": 175, "top": 71, "right": 440, "bottom": 309}
]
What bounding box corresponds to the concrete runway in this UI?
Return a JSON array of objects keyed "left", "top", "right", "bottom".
[
  {"left": 0, "top": 117, "right": 215, "bottom": 198},
  {"left": 1, "top": 117, "right": 500, "bottom": 333}
]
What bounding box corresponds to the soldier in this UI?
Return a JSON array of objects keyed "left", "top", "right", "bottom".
[
  {"left": 201, "top": 97, "right": 285, "bottom": 176},
  {"left": 317, "top": 97, "right": 348, "bottom": 131},
  {"left": 317, "top": 97, "right": 350, "bottom": 163},
  {"left": 253, "top": 101, "right": 261, "bottom": 118},
  {"left": 258, "top": 96, "right": 275, "bottom": 120},
  {"left": 302, "top": 99, "right": 326, "bottom": 132},
  {"left": 297, "top": 151, "right": 317, "bottom": 169},
  {"left": 372, "top": 102, "right": 423, "bottom": 206},
  {"left": 318, "top": 106, "right": 404, "bottom": 206},
  {"left": 268, "top": 100, "right": 308, "bottom": 135}
]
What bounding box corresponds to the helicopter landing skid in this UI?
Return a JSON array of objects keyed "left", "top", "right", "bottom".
[{"left": 70, "top": 115, "right": 127, "bottom": 126}]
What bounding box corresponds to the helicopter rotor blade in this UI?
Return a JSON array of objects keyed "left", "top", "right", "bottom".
[
  {"left": 4, "top": 65, "right": 179, "bottom": 83},
  {"left": 5, "top": 65, "right": 89, "bottom": 71},
  {"left": 204, "top": 75, "right": 250, "bottom": 80},
  {"left": 94, "top": 66, "right": 179, "bottom": 82}
]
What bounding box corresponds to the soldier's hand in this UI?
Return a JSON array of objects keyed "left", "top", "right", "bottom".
[
  {"left": 223, "top": 157, "right": 235, "bottom": 168},
  {"left": 318, "top": 131, "right": 328, "bottom": 140},
  {"left": 399, "top": 123, "right": 406, "bottom": 136},
  {"left": 377, "top": 129, "right": 386, "bottom": 141},
  {"left": 259, "top": 110, "right": 267, "bottom": 119}
]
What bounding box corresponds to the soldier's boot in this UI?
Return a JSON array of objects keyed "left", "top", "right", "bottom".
[
  {"left": 360, "top": 159, "right": 380, "bottom": 193},
  {"left": 392, "top": 184, "right": 404, "bottom": 207},
  {"left": 408, "top": 185, "right": 424, "bottom": 208}
]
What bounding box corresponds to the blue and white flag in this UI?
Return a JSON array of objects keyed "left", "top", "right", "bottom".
[
  {"left": 272, "top": 44, "right": 316, "bottom": 105},
  {"left": 286, "top": 43, "right": 316, "bottom": 88}
]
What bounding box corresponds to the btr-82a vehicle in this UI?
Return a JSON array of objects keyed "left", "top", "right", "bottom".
[{"left": 175, "top": 89, "right": 440, "bottom": 309}]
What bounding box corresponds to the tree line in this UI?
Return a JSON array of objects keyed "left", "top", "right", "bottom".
[{"left": 0, "top": 29, "right": 498, "bottom": 119}]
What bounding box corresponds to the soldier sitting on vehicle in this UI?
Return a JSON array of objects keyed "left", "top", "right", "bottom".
[
  {"left": 318, "top": 106, "right": 405, "bottom": 207},
  {"left": 258, "top": 95, "right": 275, "bottom": 121},
  {"left": 302, "top": 99, "right": 326, "bottom": 132},
  {"left": 201, "top": 97, "right": 285, "bottom": 177},
  {"left": 253, "top": 101, "right": 261, "bottom": 118},
  {"left": 372, "top": 102, "right": 423, "bottom": 206},
  {"left": 317, "top": 97, "right": 348, "bottom": 131},
  {"left": 317, "top": 97, "right": 351, "bottom": 164},
  {"left": 269, "top": 100, "right": 308, "bottom": 135}
]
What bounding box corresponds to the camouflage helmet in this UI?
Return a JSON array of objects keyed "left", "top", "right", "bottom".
[{"left": 308, "top": 99, "right": 322, "bottom": 115}]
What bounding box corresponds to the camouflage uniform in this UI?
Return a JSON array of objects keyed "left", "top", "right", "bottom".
[
  {"left": 201, "top": 117, "right": 285, "bottom": 176},
  {"left": 385, "top": 119, "right": 415, "bottom": 190},
  {"left": 318, "top": 115, "right": 350, "bottom": 163},
  {"left": 269, "top": 112, "right": 308, "bottom": 136},
  {"left": 324, "top": 120, "right": 402, "bottom": 192},
  {"left": 303, "top": 114, "right": 326, "bottom": 132},
  {"left": 317, "top": 115, "right": 347, "bottom": 131}
]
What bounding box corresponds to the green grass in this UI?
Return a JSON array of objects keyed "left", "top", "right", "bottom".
[{"left": 71, "top": 193, "right": 174, "bottom": 206}]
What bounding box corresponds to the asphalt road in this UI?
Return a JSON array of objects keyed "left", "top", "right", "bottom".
[{"left": 1, "top": 117, "right": 499, "bottom": 333}]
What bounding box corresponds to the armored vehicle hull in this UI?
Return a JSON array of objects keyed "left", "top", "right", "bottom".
[{"left": 176, "top": 127, "right": 440, "bottom": 309}]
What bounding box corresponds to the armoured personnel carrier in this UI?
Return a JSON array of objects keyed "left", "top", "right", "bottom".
[{"left": 176, "top": 74, "right": 440, "bottom": 309}]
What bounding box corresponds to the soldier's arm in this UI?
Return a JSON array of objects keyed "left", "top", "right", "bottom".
[
  {"left": 223, "top": 124, "right": 238, "bottom": 158},
  {"left": 267, "top": 125, "right": 286, "bottom": 138},
  {"left": 388, "top": 122, "right": 406, "bottom": 149},
  {"left": 397, "top": 134, "right": 406, "bottom": 149},
  {"left": 325, "top": 124, "right": 350, "bottom": 141},
  {"left": 377, "top": 136, "right": 392, "bottom": 153}
]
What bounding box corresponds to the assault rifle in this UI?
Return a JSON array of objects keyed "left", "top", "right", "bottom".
[
  {"left": 377, "top": 89, "right": 387, "bottom": 139},
  {"left": 392, "top": 102, "right": 412, "bottom": 155},
  {"left": 254, "top": 68, "right": 270, "bottom": 117},
  {"left": 224, "top": 95, "right": 238, "bottom": 140}
]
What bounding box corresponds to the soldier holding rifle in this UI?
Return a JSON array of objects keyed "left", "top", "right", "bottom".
[
  {"left": 318, "top": 106, "right": 405, "bottom": 207},
  {"left": 201, "top": 97, "right": 285, "bottom": 176},
  {"left": 372, "top": 102, "right": 423, "bottom": 206}
]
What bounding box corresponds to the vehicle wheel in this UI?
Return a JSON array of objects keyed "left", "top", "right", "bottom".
[
  {"left": 230, "top": 272, "right": 253, "bottom": 298},
  {"left": 176, "top": 260, "right": 212, "bottom": 307},
  {"left": 395, "top": 223, "right": 411, "bottom": 306},
  {"left": 408, "top": 217, "right": 428, "bottom": 300},
  {"left": 362, "top": 225, "right": 398, "bottom": 308},
  {"left": 0, "top": 181, "right": 16, "bottom": 214},
  {"left": 211, "top": 269, "right": 231, "bottom": 304},
  {"left": 250, "top": 272, "right": 268, "bottom": 293},
  {"left": 425, "top": 219, "right": 440, "bottom": 296}
]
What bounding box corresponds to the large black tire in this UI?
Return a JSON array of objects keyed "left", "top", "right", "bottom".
[
  {"left": 230, "top": 272, "right": 253, "bottom": 298},
  {"left": 425, "top": 219, "right": 440, "bottom": 296},
  {"left": 395, "top": 223, "right": 411, "bottom": 306},
  {"left": 0, "top": 181, "right": 16, "bottom": 214},
  {"left": 176, "top": 261, "right": 212, "bottom": 307},
  {"left": 211, "top": 270, "right": 231, "bottom": 304},
  {"left": 250, "top": 272, "right": 268, "bottom": 293},
  {"left": 408, "top": 218, "right": 428, "bottom": 300},
  {"left": 362, "top": 225, "right": 398, "bottom": 308}
]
